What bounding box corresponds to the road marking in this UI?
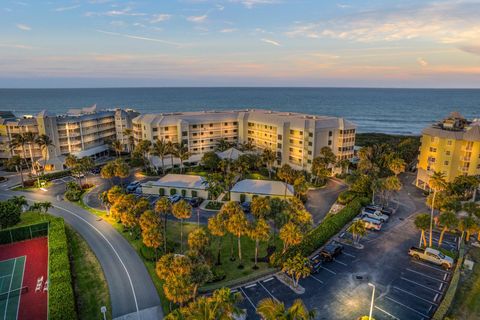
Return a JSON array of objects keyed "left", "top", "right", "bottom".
[
  {"left": 385, "top": 296, "right": 430, "bottom": 318},
  {"left": 310, "top": 275, "right": 324, "bottom": 284},
  {"left": 439, "top": 283, "right": 443, "bottom": 291},
  {"left": 245, "top": 283, "right": 257, "bottom": 289},
  {"left": 393, "top": 286, "right": 437, "bottom": 306},
  {"left": 16, "top": 256, "right": 26, "bottom": 320},
  {"left": 443, "top": 274, "right": 448, "bottom": 281},
  {"left": 333, "top": 259, "right": 347, "bottom": 266},
  {"left": 239, "top": 287, "right": 256, "bottom": 310},
  {"left": 320, "top": 266, "right": 337, "bottom": 275},
  {"left": 406, "top": 268, "right": 447, "bottom": 283},
  {"left": 343, "top": 252, "right": 356, "bottom": 258},
  {"left": 263, "top": 277, "right": 274, "bottom": 283},
  {"left": 311, "top": 254, "right": 319, "bottom": 260},
  {"left": 231, "top": 289, "right": 238, "bottom": 293},
  {"left": 434, "top": 294, "right": 439, "bottom": 302},
  {"left": 3, "top": 257, "right": 17, "bottom": 320},
  {"left": 374, "top": 306, "right": 400, "bottom": 320},
  {"left": 258, "top": 281, "right": 279, "bottom": 302},
  {"left": 411, "top": 260, "right": 450, "bottom": 273},
  {"left": 400, "top": 277, "right": 442, "bottom": 294}
]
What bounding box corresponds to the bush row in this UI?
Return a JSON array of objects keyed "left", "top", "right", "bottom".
[
  {"left": 24, "top": 170, "right": 71, "bottom": 187},
  {"left": 47, "top": 216, "right": 77, "bottom": 320},
  {"left": 271, "top": 197, "right": 369, "bottom": 266},
  {"left": 337, "top": 190, "right": 357, "bottom": 205}
]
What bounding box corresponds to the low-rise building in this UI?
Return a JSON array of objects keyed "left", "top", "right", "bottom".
[
  {"left": 416, "top": 112, "right": 480, "bottom": 189},
  {"left": 141, "top": 174, "right": 208, "bottom": 199},
  {"left": 230, "top": 179, "right": 294, "bottom": 202}
]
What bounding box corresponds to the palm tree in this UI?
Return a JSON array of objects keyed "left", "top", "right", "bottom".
[
  {"left": 282, "top": 254, "right": 311, "bottom": 289},
  {"left": 249, "top": 218, "right": 270, "bottom": 269},
  {"left": 428, "top": 171, "right": 447, "bottom": 247},
  {"left": 99, "top": 191, "right": 111, "bottom": 216},
  {"left": 151, "top": 138, "right": 169, "bottom": 174},
  {"left": 41, "top": 201, "right": 52, "bottom": 214},
  {"left": 11, "top": 196, "right": 28, "bottom": 212},
  {"left": 111, "top": 140, "right": 123, "bottom": 158},
  {"left": 22, "top": 132, "right": 37, "bottom": 173},
  {"left": 175, "top": 142, "right": 191, "bottom": 174},
  {"left": 123, "top": 128, "right": 134, "bottom": 154},
  {"left": 437, "top": 211, "right": 459, "bottom": 247},
  {"left": 226, "top": 208, "right": 249, "bottom": 265},
  {"left": 155, "top": 197, "right": 171, "bottom": 253},
  {"left": 215, "top": 138, "right": 234, "bottom": 152},
  {"left": 261, "top": 148, "right": 277, "bottom": 179},
  {"left": 166, "top": 141, "right": 177, "bottom": 173},
  {"left": 279, "top": 222, "right": 303, "bottom": 253},
  {"left": 388, "top": 157, "right": 406, "bottom": 176},
  {"left": 257, "top": 298, "right": 316, "bottom": 320},
  {"left": 277, "top": 164, "right": 294, "bottom": 199},
  {"left": 414, "top": 213, "right": 430, "bottom": 247},
  {"left": 348, "top": 220, "right": 367, "bottom": 245},
  {"left": 9, "top": 133, "right": 30, "bottom": 172},
  {"left": 8, "top": 156, "right": 24, "bottom": 187},
  {"left": 35, "top": 134, "right": 54, "bottom": 176},
  {"left": 172, "top": 200, "right": 192, "bottom": 252},
  {"left": 251, "top": 197, "right": 271, "bottom": 219},
  {"left": 459, "top": 216, "right": 477, "bottom": 242}
]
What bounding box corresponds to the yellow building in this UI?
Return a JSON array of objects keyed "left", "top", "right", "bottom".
[{"left": 416, "top": 112, "right": 480, "bottom": 190}]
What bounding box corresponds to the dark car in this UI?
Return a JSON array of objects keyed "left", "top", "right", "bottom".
[
  {"left": 320, "top": 241, "right": 344, "bottom": 262},
  {"left": 309, "top": 254, "right": 323, "bottom": 273},
  {"left": 189, "top": 197, "right": 203, "bottom": 208},
  {"left": 241, "top": 202, "right": 251, "bottom": 213},
  {"left": 126, "top": 181, "right": 141, "bottom": 193},
  {"left": 365, "top": 205, "right": 394, "bottom": 216},
  {"left": 90, "top": 167, "right": 101, "bottom": 174}
]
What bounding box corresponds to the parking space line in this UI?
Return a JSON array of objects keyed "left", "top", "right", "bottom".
[
  {"left": 374, "top": 306, "right": 400, "bottom": 320},
  {"left": 263, "top": 277, "right": 274, "bottom": 283},
  {"left": 443, "top": 274, "right": 448, "bottom": 281},
  {"left": 434, "top": 293, "right": 439, "bottom": 302},
  {"left": 406, "top": 268, "right": 448, "bottom": 283},
  {"left": 320, "top": 266, "right": 337, "bottom": 275},
  {"left": 393, "top": 286, "right": 437, "bottom": 306},
  {"left": 258, "top": 281, "right": 279, "bottom": 302},
  {"left": 343, "top": 252, "right": 356, "bottom": 258},
  {"left": 310, "top": 275, "right": 323, "bottom": 284},
  {"left": 400, "top": 277, "right": 442, "bottom": 294},
  {"left": 239, "top": 287, "right": 256, "bottom": 310},
  {"left": 333, "top": 259, "right": 347, "bottom": 266},
  {"left": 411, "top": 260, "right": 450, "bottom": 273},
  {"left": 385, "top": 296, "right": 430, "bottom": 318},
  {"left": 439, "top": 283, "right": 443, "bottom": 291},
  {"left": 245, "top": 283, "right": 257, "bottom": 289}
]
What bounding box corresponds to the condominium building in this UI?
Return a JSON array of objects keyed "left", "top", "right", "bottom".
[
  {"left": 416, "top": 112, "right": 480, "bottom": 190},
  {"left": 132, "top": 109, "right": 356, "bottom": 172},
  {"left": 0, "top": 105, "right": 138, "bottom": 171}
]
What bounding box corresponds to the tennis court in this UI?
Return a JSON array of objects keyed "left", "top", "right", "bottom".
[{"left": 0, "top": 256, "right": 26, "bottom": 320}]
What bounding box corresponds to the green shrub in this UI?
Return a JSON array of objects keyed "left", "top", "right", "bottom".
[
  {"left": 0, "top": 200, "right": 22, "bottom": 229},
  {"left": 140, "top": 245, "right": 157, "bottom": 261},
  {"left": 337, "top": 190, "right": 357, "bottom": 205},
  {"left": 170, "top": 188, "right": 177, "bottom": 195},
  {"left": 159, "top": 188, "right": 165, "bottom": 196},
  {"left": 65, "top": 189, "right": 83, "bottom": 202},
  {"left": 240, "top": 194, "right": 246, "bottom": 203},
  {"left": 181, "top": 189, "right": 187, "bottom": 197}
]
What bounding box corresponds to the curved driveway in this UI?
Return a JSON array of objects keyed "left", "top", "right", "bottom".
[{"left": 0, "top": 188, "right": 161, "bottom": 319}]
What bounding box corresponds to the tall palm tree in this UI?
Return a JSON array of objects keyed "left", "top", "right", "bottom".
[
  {"left": 35, "top": 134, "right": 54, "bottom": 175},
  {"left": 150, "top": 138, "right": 169, "bottom": 174},
  {"left": 414, "top": 213, "right": 430, "bottom": 247},
  {"left": 111, "top": 140, "right": 123, "bottom": 158},
  {"left": 123, "top": 128, "right": 134, "bottom": 154},
  {"left": 172, "top": 200, "right": 192, "bottom": 252},
  {"left": 348, "top": 220, "right": 367, "bottom": 245},
  {"left": 437, "top": 211, "right": 459, "bottom": 247},
  {"left": 155, "top": 197, "right": 171, "bottom": 253},
  {"left": 249, "top": 218, "right": 270, "bottom": 269},
  {"left": 22, "top": 132, "right": 37, "bottom": 173},
  {"left": 428, "top": 171, "right": 447, "bottom": 247},
  {"left": 9, "top": 133, "right": 30, "bottom": 172},
  {"left": 166, "top": 141, "right": 177, "bottom": 173},
  {"left": 388, "top": 157, "right": 406, "bottom": 176},
  {"left": 214, "top": 138, "right": 233, "bottom": 152},
  {"left": 277, "top": 164, "right": 294, "bottom": 199},
  {"left": 11, "top": 196, "right": 28, "bottom": 212},
  {"left": 99, "top": 191, "right": 111, "bottom": 216},
  {"left": 279, "top": 222, "right": 303, "bottom": 253},
  {"left": 251, "top": 197, "right": 271, "bottom": 219},
  {"left": 208, "top": 213, "right": 228, "bottom": 265},
  {"left": 175, "top": 142, "right": 191, "bottom": 174},
  {"left": 261, "top": 148, "right": 277, "bottom": 179},
  {"left": 226, "top": 208, "right": 249, "bottom": 264},
  {"left": 8, "top": 155, "right": 24, "bottom": 187},
  {"left": 282, "top": 254, "right": 311, "bottom": 289}
]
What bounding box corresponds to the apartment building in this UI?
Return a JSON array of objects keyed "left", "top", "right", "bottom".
[
  {"left": 132, "top": 109, "right": 356, "bottom": 172},
  {"left": 0, "top": 105, "right": 137, "bottom": 171},
  {"left": 416, "top": 112, "right": 480, "bottom": 190}
]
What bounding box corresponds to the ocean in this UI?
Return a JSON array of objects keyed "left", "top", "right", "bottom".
[{"left": 1, "top": 87, "right": 479, "bottom": 135}]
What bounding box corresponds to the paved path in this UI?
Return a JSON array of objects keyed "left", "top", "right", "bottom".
[
  {"left": 305, "top": 177, "right": 347, "bottom": 224},
  {"left": 0, "top": 188, "right": 162, "bottom": 319}
]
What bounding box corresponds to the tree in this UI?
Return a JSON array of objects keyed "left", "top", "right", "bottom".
[
  {"left": 7, "top": 156, "right": 24, "bottom": 187},
  {"left": 65, "top": 154, "right": 82, "bottom": 185},
  {"left": 9, "top": 133, "right": 30, "bottom": 173},
  {"left": 293, "top": 175, "right": 308, "bottom": 199},
  {"left": 175, "top": 142, "right": 191, "bottom": 174},
  {"left": 215, "top": 138, "right": 234, "bottom": 152},
  {"left": 277, "top": 164, "right": 295, "bottom": 199},
  {"left": 208, "top": 212, "right": 228, "bottom": 265},
  {"left": 35, "top": 134, "right": 54, "bottom": 176},
  {"left": 414, "top": 213, "right": 430, "bottom": 247},
  {"left": 226, "top": 206, "right": 249, "bottom": 265},
  {"left": 107, "top": 185, "right": 124, "bottom": 204},
  {"left": 40, "top": 201, "right": 52, "bottom": 214},
  {"left": 99, "top": 191, "right": 112, "bottom": 215},
  {"left": 201, "top": 151, "right": 221, "bottom": 172},
  {"left": 155, "top": 197, "right": 172, "bottom": 253},
  {"left": 123, "top": 128, "right": 134, "bottom": 154},
  {"left": 251, "top": 197, "right": 271, "bottom": 219},
  {"left": 150, "top": 138, "right": 169, "bottom": 174},
  {"left": 110, "top": 194, "right": 136, "bottom": 221},
  {"left": 261, "top": 148, "right": 277, "bottom": 179},
  {"left": 459, "top": 216, "right": 477, "bottom": 242},
  {"left": 348, "top": 220, "right": 367, "bottom": 245},
  {"left": 100, "top": 161, "right": 116, "bottom": 186},
  {"left": 249, "top": 218, "right": 270, "bottom": 269},
  {"left": 79, "top": 157, "right": 94, "bottom": 184},
  {"left": 134, "top": 139, "right": 152, "bottom": 171},
  {"left": 114, "top": 158, "right": 130, "bottom": 187},
  {"left": 188, "top": 227, "right": 210, "bottom": 254},
  {"left": 111, "top": 140, "right": 123, "bottom": 158},
  {"left": 22, "top": 131, "right": 37, "bottom": 173},
  {"left": 10, "top": 196, "right": 27, "bottom": 211},
  {"left": 428, "top": 171, "right": 447, "bottom": 247},
  {"left": 282, "top": 254, "right": 311, "bottom": 288},
  {"left": 139, "top": 210, "right": 163, "bottom": 257},
  {"left": 203, "top": 173, "right": 224, "bottom": 200},
  {"left": 437, "top": 211, "right": 459, "bottom": 247},
  {"left": 257, "top": 298, "right": 316, "bottom": 320},
  {"left": 388, "top": 157, "right": 406, "bottom": 176},
  {"left": 0, "top": 200, "right": 22, "bottom": 229},
  {"left": 166, "top": 141, "right": 177, "bottom": 172},
  {"left": 172, "top": 200, "right": 192, "bottom": 252},
  {"left": 383, "top": 175, "right": 402, "bottom": 205},
  {"left": 279, "top": 222, "right": 303, "bottom": 253}
]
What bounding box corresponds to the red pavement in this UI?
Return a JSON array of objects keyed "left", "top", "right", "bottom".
[{"left": 0, "top": 237, "right": 48, "bottom": 320}]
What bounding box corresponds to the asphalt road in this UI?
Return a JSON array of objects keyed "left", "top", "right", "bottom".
[
  {"left": 0, "top": 184, "right": 162, "bottom": 319},
  {"left": 305, "top": 177, "right": 347, "bottom": 224},
  {"left": 232, "top": 173, "right": 458, "bottom": 319}
]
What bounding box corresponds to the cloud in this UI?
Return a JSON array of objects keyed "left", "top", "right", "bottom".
[
  {"left": 417, "top": 57, "right": 428, "bottom": 67},
  {"left": 220, "top": 28, "right": 237, "bottom": 33},
  {"left": 459, "top": 45, "right": 480, "bottom": 56},
  {"left": 150, "top": 14, "right": 171, "bottom": 23},
  {"left": 96, "top": 30, "right": 183, "bottom": 47},
  {"left": 261, "top": 38, "right": 281, "bottom": 46},
  {"left": 337, "top": 4, "right": 351, "bottom": 9},
  {"left": 233, "top": 0, "right": 279, "bottom": 9},
  {"left": 54, "top": 5, "right": 80, "bottom": 12},
  {"left": 16, "top": 24, "right": 31, "bottom": 31},
  {"left": 86, "top": 7, "right": 146, "bottom": 17},
  {"left": 187, "top": 14, "right": 207, "bottom": 23},
  {"left": 0, "top": 43, "right": 33, "bottom": 50}
]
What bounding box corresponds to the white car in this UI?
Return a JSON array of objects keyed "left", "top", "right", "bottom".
[
  {"left": 361, "top": 207, "right": 389, "bottom": 223},
  {"left": 354, "top": 217, "right": 383, "bottom": 231}
]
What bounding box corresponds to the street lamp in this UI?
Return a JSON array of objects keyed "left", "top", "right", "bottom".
[
  {"left": 368, "top": 283, "right": 375, "bottom": 320},
  {"left": 100, "top": 306, "right": 107, "bottom": 320}
]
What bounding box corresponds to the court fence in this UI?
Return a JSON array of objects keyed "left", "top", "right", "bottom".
[{"left": 0, "top": 222, "right": 49, "bottom": 245}]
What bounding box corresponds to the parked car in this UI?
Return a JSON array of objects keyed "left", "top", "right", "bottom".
[
  {"left": 168, "top": 194, "right": 182, "bottom": 203},
  {"left": 320, "top": 241, "right": 344, "bottom": 262},
  {"left": 365, "top": 205, "right": 394, "bottom": 216},
  {"left": 311, "top": 260, "right": 323, "bottom": 274},
  {"left": 134, "top": 186, "right": 142, "bottom": 194},
  {"left": 90, "top": 167, "right": 101, "bottom": 174},
  {"left": 355, "top": 216, "right": 383, "bottom": 231},
  {"left": 241, "top": 202, "right": 251, "bottom": 213},
  {"left": 126, "top": 181, "right": 141, "bottom": 193},
  {"left": 408, "top": 247, "right": 454, "bottom": 269},
  {"left": 72, "top": 173, "right": 85, "bottom": 179},
  {"left": 361, "top": 207, "right": 389, "bottom": 223},
  {"left": 189, "top": 197, "right": 203, "bottom": 207}
]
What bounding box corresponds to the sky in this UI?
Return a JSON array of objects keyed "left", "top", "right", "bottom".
[{"left": 1, "top": 0, "right": 480, "bottom": 88}]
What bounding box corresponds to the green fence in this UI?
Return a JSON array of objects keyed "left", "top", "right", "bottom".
[{"left": 0, "top": 222, "right": 49, "bottom": 245}]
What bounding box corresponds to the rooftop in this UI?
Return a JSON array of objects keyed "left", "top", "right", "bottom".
[
  {"left": 142, "top": 174, "right": 207, "bottom": 190},
  {"left": 423, "top": 112, "right": 480, "bottom": 141},
  {"left": 231, "top": 179, "right": 294, "bottom": 197}
]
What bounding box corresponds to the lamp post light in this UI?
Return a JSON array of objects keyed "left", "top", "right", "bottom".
[
  {"left": 100, "top": 306, "right": 107, "bottom": 320},
  {"left": 197, "top": 207, "right": 200, "bottom": 226},
  {"left": 368, "top": 283, "right": 375, "bottom": 320}
]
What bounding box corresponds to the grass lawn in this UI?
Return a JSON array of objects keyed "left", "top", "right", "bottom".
[
  {"left": 66, "top": 225, "right": 112, "bottom": 320},
  {"left": 447, "top": 246, "right": 480, "bottom": 319}
]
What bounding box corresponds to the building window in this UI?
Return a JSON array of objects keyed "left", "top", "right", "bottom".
[
  {"left": 329, "top": 131, "right": 332, "bottom": 137},
  {"left": 153, "top": 128, "right": 158, "bottom": 132},
  {"left": 210, "top": 124, "right": 213, "bottom": 127},
  {"left": 444, "top": 161, "right": 449, "bottom": 165},
  {"left": 278, "top": 134, "right": 282, "bottom": 140},
  {"left": 224, "top": 122, "right": 228, "bottom": 126},
  {"left": 446, "top": 151, "right": 450, "bottom": 156},
  {"left": 182, "top": 131, "right": 188, "bottom": 136},
  {"left": 193, "top": 125, "right": 197, "bottom": 128},
  {"left": 309, "top": 132, "right": 313, "bottom": 138},
  {"left": 193, "top": 133, "right": 197, "bottom": 137},
  {"left": 308, "top": 142, "right": 312, "bottom": 146},
  {"left": 277, "top": 143, "right": 282, "bottom": 149},
  {"left": 308, "top": 151, "right": 312, "bottom": 155},
  {"left": 447, "top": 140, "right": 452, "bottom": 145},
  {"left": 429, "top": 147, "right": 437, "bottom": 152},
  {"left": 165, "top": 127, "right": 169, "bottom": 131},
  {"left": 328, "top": 140, "right": 332, "bottom": 146}
]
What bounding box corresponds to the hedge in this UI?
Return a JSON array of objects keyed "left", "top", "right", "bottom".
[
  {"left": 271, "top": 197, "right": 369, "bottom": 266},
  {"left": 337, "top": 190, "right": 357, "bottom": 205},
  {"left": 24, "top": 170, "right": 71, "bottom": 186}
]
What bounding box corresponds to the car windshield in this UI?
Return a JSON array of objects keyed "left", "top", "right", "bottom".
[{"left": 438, "top": 252, "right": 445, "bottom": 259}]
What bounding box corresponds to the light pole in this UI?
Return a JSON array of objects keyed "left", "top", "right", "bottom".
[
  {"left": 368, "top": 283, "right": 375, "bottom": 320},
  {"left": 197, "top": 207, "right": 200, "bottom": 226},
  {"left": 100, "top": 306, "right": 107, "bottom": 320}
]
